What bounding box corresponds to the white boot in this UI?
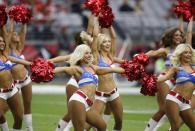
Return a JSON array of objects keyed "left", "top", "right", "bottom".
[
  {"left": 153, "top": 115, "right": 167, "bottom": 131},
  {"left": 63, "top": 121, "right": 73, "bottom": 131},
  {"left": 55, "top": 119, "right": 69, "bottom": 131},
  {"left": 12, "top": 129, "right": 21, "bottom": 131},
  {"left": 24, "top": 114, "right": 33, "bottom": 131},
  {"left": 144, "top": 118, "right": 158, "bottom": 131},
  {"left": 0, "top": 121, "right": 9, "bottom": 131}
]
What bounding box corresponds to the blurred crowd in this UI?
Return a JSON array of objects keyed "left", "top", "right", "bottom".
[{"left": 1, "top": 0, "right": 89, "bottom": 60}]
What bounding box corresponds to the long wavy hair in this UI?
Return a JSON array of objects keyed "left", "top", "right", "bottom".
[
  {"left": 69, "top": 44, "right": 93, "bottom": 66},
  {"left": 74, "top": 31, "right": 93, "bottom": 45},
  {"left": 96, "top": 33, "right": 111, "bottom": 51},
  {"left": 171, "top": 44, "right": 195, "bottom": 66},
  {"left": 161, "top": 28, "right": 184, "bottom": 48}
]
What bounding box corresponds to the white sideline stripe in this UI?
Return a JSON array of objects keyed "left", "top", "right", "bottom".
[
  {"left": 32, "top": 109, "right": 155, "bottom": 119},
  {"left": 32, "top": 85, "right": 140, "bottom": 95},
  {"left": 123, "top": 109, "right": 156, "bottom": 114},
  {"left": 33, "top": 113, "right": 60, "bottom": 118}
]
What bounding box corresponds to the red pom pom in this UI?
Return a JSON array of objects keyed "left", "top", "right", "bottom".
[
  {"left": 120, "top": 60, "right": 145, "bottom": 81},
  {"left": 98, "top": 6, "right": 114, "bottom": 28},
  {"left": 84, "top": 0, "right": 114, "bottom": 27},
  {"left": 0, "top": 4, "right": 8, "bottom": 27},
  {"left": 133, "top": 53, "right": 149, "bottom": 66},
  {"left": 85, "top": 0, "right": 99, "bottom": 15},
  {"left": 30, "top": 58, "right": 54, "bottom": 83},
  {"left": 140, "top": 73, "right": 157, "bottom": 96},
  {"left": 172, "top": 1, "right": 192, "bottom": 22},
  {"left": 121, "top": 59, "right": 157, "bottom": 96},
  {"left": 8, "top": 5, "right": 32, "bottom": 23},
  {"left": 84, "top": 0, "right": 108, "bottom": 16}
]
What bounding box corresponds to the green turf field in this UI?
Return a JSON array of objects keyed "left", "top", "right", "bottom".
[{"left": 5, "top": 94, "right": 189, "bottom": 131}]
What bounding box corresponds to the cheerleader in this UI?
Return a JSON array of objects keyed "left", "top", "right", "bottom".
[
  {"left": 158, "top": 44, "right": 195, "bottom": 131},
  {"left": 0, "top": 18, "right": 34, "bottom": 131},
  {"left": 54, "top": 44, "right": 125, "bottom": 131},
  {"left": 0, "top": 35, "right": 31, "bottom": 131},
  {"left": 90, "top": 17, "right": 125, "bottom": 130},
  {"left": 53, "top": 15, "right": 97, "bottom": 131},
  {"left": 144, "top": 17, "right": 193, "bottom": 131}
]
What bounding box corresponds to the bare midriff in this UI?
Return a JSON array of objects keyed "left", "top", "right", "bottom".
[
  {"left": 0, "top": 70, "right": 14, "bottom": 89},
  {"left": 174, "top": 82, "right": 195, "bottom": 100},
  {"left": 98, "top": 73, "right": 116, "bottom": 92},
  {"left": 79, "top": 84, "right": 97, "bottom": 101},
  {"left": 11, "top": 64, "right": 28, "bottom": 80}
]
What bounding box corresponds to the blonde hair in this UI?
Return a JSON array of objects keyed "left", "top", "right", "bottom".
[
  {"left": 171, "top": 44, "right": 195, "bottom": 66},
  {"left": 96, "top": 33, "right": 111, "bottom": 51},
  {"left": 80, "top": 31, "right": 93, "bottom": 45},
  {"left": 69, "top": 44, "right": 93, "bottom": 66}
]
